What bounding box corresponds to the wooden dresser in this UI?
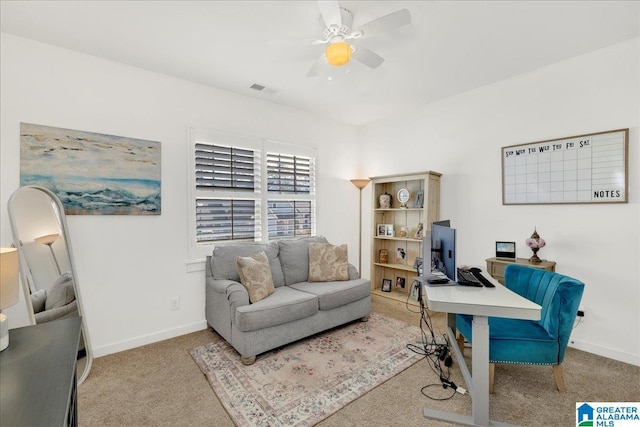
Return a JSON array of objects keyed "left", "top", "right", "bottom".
[
  {"left": 0, "top": 317, "right": 81, "bottom": 427},
  {"left": 485, "top": 257, "right": 556, "bottom": 285}
]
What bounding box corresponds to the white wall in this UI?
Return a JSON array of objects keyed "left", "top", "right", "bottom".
[
  {"left": 0, "top": 34, "right": 361, "bottom": 356},
  {"left": 359, "top": 38, "right": 640, "bottom": 365}
]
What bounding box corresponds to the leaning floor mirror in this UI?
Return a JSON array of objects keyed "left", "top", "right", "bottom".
[{"left": 8, "top": 185, "right": 93, "bottom": 384}]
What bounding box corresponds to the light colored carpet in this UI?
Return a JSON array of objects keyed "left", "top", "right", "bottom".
[
  {"left": 189, "top": 313, "right": 423, "bottom": 426},
  {"left": 78, "top": 300, "right": 640, "bottom": 426}
]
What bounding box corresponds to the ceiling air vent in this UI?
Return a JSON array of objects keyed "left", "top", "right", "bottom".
[{"left": 249, "top": 83, "right": 277, "bottom": 95}]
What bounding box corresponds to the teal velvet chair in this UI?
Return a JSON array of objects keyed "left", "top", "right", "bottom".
[{"left": 456, "top": 264, "right": 585, "bottom": 392}]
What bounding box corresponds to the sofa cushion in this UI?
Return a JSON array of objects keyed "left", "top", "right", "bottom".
[
  {"left": 308, "top": 242, "right": 349, "bottom": 282},
  {"left": 236, "top": 251, "right": 275, "bottom": 303},
  {"left": 45, "top": 273, "right": 76, "bottom": 310},
  {"left": 278, "top": 236, "right": 328, "bottom": 285},
  {"left": 234, "top": 286, "right": 318, "bottom": 332},
  {"left": 289, "top": 278, "right": 370, "bottom": 311},
  {"left": 211, "top": 241, "right": 285, "bottom": 287},
  {"left": 31, "top": 289, "right": 47, "bottom": 313}
]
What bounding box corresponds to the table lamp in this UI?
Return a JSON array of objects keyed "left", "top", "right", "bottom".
[{"left": 1, "top": 247, "right": 20, "bottom": 351}]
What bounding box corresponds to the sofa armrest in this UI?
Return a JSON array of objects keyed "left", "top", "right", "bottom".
[
  {"left": 35, "top": 300, "right": 78, "bottom": 324},
  {"left": 207, "top": 276, "right": 249, "bottom": 306}
]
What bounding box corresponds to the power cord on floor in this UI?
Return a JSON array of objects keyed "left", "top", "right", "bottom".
[{"left": 405, "top": 283, "right": 467, "bottom": 401}]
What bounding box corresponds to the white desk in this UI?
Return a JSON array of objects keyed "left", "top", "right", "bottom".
[{"left": 422, "top": 273, "right": 541, "bottom": 427}]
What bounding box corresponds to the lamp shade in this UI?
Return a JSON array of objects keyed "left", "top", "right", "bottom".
[
  {"left": 0, "top": 248, "right": 20, "bottom": 310},
  {"left": 325, "top": 41, "right": 351, "bottom": 66},
  {"left": 35, "top": 233, "right": 59, "bottom": 246},
  {"left": 350, "top": 179, "right": 371, "bottom": 189}
]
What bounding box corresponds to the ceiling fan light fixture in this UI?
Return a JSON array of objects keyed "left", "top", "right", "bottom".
[{"left": 325, "top": 41, "right": 351, "bottom": 66}]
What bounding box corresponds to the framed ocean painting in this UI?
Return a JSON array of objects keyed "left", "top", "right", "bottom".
[{"left": 20, "top": 123, "right": 161, "bottom": 215}]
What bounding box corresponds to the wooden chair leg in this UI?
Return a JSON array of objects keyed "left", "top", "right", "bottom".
[
  {"left": 552, "top": 364, "right": 566, "bottom": 392},
  {"left": 489, "top": 363, "right": 495, "bottom": 394}
]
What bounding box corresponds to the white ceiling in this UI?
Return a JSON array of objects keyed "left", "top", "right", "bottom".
[{"left": 1, "top": 1, "right": 638, "bottom": 126}]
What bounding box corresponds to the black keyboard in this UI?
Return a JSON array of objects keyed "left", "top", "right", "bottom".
[
  {"left": 470, "top": 268, "right": 495, "bottom": 287},
  {"left": 456, "top": 268, "right": 496, "bottom": 288}
]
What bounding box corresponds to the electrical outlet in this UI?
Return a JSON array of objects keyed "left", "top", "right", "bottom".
[
  {"left": 170, "top": 298, "right": 180, "bottom": 311},
  {"left": 577, "top": 307, "right": 585, "bottom": 317}
]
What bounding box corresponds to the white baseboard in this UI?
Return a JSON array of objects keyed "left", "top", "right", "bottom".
[
  {"left": 569, "top": 338, "right": 640, "bottom": 366},
  {"left": 92, "top": 320, "right": 208, "bottom": 358}
]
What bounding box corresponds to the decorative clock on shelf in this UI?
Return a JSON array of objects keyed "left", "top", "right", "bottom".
[{"left": 397, "top": 188, "right": 410, "bottom": 208}]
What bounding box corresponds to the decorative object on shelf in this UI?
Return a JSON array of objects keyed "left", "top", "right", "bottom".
[
  {"left": 385, "top": 225, "right": 394, "bottom": 237},
  {"left": 525, "top": 228, "right": 546, "bottom": 263},
  {"left": 397, "top": 188, "right": 410, "bottom": 208},
  {"left": 415, "top": 190, "right": 424, "bottom": 208},
  {"left": 413, "top": 257, "right": 423, "bottom": 274},
  {"left": 396, "top": 247, "right": 407, "bottom": 263},
  {"left": 414, "top": 223, "right": 424, "bottom": 239},
  {"left": 381, "top": 279, "right": 392, "bottom": 292},
  {"left": 378, "top": 249, "right": 388, "bottom": 264},
  {"left": 0, "top": 248, "right": 20, "bottom": 352},
  {"left": 379, "top": 192, "right": 392, "bottom": 209},
  {"left": 377, "top": 224, "right": 394, "bottom": 237},
  {"left": 395, "top": 277, "right": 405, "bottom": 289},
  {"left": 399, "top": 226, "right": 408, "bottom": 238},
  {"left": 409, "top": 280, "right": 421, "bottom": 301},
  {"left": 350, "top": 179, "right": 371, "bottom": 279}
]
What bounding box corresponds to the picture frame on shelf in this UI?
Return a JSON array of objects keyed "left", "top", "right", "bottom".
[
  {"left": 414, "top": 223, "right": 424, "bottom": 239},
  {"left": 377, "top": 224, "right": 394, "bottom": 237},
  {"left": 386, "top": 224, "right": 394, "bottom": 237},
  {"left": 413, "top": 257, "right": 424, "bottom": 273},
  {"left": 396, "top": 277, "right": 406, "bottom": 289},
  {"left": 381, "top": 279, "right": 392, "bottom": 292},
  {"left": 415, "top": 190, "right": 424, "bottom": 208},
  {"left": 409, "top": 280, "right": 421, "bottom": 301},
  {"left": 396, "top": 247, "right": 407, "bottom": 263}
]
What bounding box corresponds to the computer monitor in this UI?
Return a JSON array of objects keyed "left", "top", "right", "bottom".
[{"left": 430, "top": 221, "right": 456, "bottom": 281}]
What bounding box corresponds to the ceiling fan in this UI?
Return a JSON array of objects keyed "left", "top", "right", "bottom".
[{"left": 302, "top": 1, "right": 412, "bottom": 77}]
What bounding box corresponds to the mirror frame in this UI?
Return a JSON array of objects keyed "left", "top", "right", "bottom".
[{"left": 8, "top": 185, "right": 93, "bottom": 384}]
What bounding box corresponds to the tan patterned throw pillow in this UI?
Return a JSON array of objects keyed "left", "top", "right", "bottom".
[
  {"left": 236, "top": 251, "right": 275, "bottom": 303},
  {"left": 308, "top": 243, "right": 349, "bottom": 282}
]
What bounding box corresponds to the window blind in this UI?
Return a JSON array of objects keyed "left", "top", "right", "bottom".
[
  {"left": 267, "top": 200, "right": 313, "bottom": 239},
  {"left": 266, "top": 153, "right": 313, "bottom": 194},
  {"left": 195, "top": 143, "right": 255, "bottom": 191},
  {"left": 195, "top": 198, "right": 256, "bottom": 243}
]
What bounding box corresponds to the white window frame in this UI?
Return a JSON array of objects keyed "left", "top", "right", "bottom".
[{"left": 187, "top": 128, "right": 317, "bottom": 266}]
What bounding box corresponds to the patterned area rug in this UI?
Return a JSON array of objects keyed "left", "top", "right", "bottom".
[{"left": 189, "top": 312, "right": 422, "bottom": 426}]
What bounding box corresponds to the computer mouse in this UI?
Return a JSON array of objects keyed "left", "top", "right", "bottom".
[{"left": 469, "top": 267, "right": 482, "bottom": 273}]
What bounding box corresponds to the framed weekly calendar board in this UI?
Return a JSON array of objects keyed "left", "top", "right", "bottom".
[{"left": 502, "top": 129, "right": 628, "bottom": 205}]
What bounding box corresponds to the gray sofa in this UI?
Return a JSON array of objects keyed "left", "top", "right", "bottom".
[{"left": 205, "top": 236, "right": 371, "bottom": 364}]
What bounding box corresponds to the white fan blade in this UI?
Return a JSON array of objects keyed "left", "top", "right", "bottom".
[
  {"left": 358, "top": 9, "right": 411, "bottom": 37},
  {"left": 306, "top": 54, "right": 327, "bottom": 77},
  {"left": 352, "top": 44, "right": 385, "bottom": 69},
  {"left": 317, "top": 1, "right": 341, "bottom": 27},
  {"left": 267, "top": 38, "right": 328, "bottom": 47}
]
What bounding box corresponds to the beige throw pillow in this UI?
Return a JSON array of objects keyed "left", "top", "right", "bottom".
[
  {"left": 236, "top": 251, "right": 275, "bottom": 303},
  {"left": 308, "top": 243, "right": 349, "bottom": 282}
]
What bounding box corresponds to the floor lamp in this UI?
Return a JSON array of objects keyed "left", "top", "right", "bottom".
[
  {"left": 35, "top": 233, "right": 62, "bottom": 276},
  {"left": 350, "top": 179, "right": 370, "bottom": 278}
]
